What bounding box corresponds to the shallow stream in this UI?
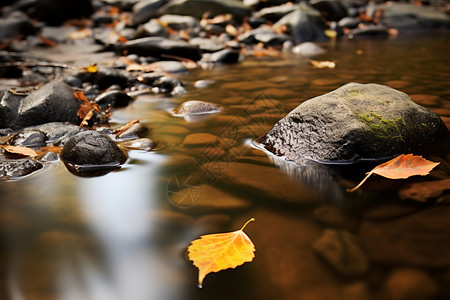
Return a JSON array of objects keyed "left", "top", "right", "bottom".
[{"left": 1, "top": 33, "right": 450, "bottom": 300}]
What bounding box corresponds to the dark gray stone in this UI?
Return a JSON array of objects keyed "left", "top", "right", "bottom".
[
  {"left": 348, "top": 25, "right": 389, "bottom": 39},
  {"left": 132, "top": 0, "right": 168, "bottom": 26},
  {"left": 0, "top": 90, "right": 27, "bottom": 128},
  {"left": 260, "top": 83, "right": 448, "bottom": 162},
  {"left": 274, "top": 5, "right": 328, "bottom": 44},
  {"left": 29, "top": 0, "right": 93, "bottom": 26},
  {"left": 15, "top": 82, "right": 81, "bottom": 129},
  {"left": 158, "top": 14, "right": 200, "bottom": 30},
  {"left": 121, "top": 37, "right": 201, "bottom": 60},
  {"left": 204, "top": 49, "right": 240, "bottom": 64},
  {"left": 9, "top": 130, "right": 47, "bottom": 147},
  {"left": 253, "top": 3, "right": 298, "bottom": 22},
  {"left": 94, "top": 90, "right": 133, "bottom": 109},
  {"left": 28, "top": 122, "right": 85, "bottom": 145},
  {"left": 0, "top": 156, "right": 43, "bottom": 179},
  {"left": 0, "top": 12, "right": 35, "bottom": 41},
  {"left": 158, "top": 0, "right": 251, "bottom": 23},
  {"left": 94, "top": 67, "right": 132, "bottom": 90},
  {"left": 311, "top": 0, "right": 348, "bottom": 22},
  {"left": 61, "top": 131, "right": 127, "bottom": 166},
  {"left": 375, "top": 3, "right": 450, "bottom": 30}
]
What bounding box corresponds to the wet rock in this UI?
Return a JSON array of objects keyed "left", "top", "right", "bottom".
[
  {"left": 201, "top": 162, "right": 319, "bottom": 204},
  {"left": 274, "top": 5, "right": 329, "bottom": 44},
  {"left": 358, "top": 206, "right": 450, "bottom": 268},
  {"left": 158, "top": 0, "right": 251, "bottom": 23},
  {"left": 183, "top": 133, "right": 219, "bottom": 147},
  {"left": 93, "top": 67, "right": 132, "bottom": 90},
  {"left": 116, "top": 122, "right": 149, "bottom": 139},
  {"left": 152, "top": 76, "right": 185, "bottom": 94},
  {"left": 338, "top": 17, "right": 362, "bottom": 29},
  {"left": 311, "top": 0, "right": 348, "bottom": 22},
  {"left": 0, "top": 155, "right": 43, "bottom": 179},
  {"left": 194, "top": 79, "right": 215, "bottom": 89},
  {"left": 38, "top": 151, "right": 59, "bottom": 162},
  {"left": 9, "top": 130, "right": 47, "bottom": 147},
  {"left": 173, "top": 100, "right": 222, "bottom": 116},
  {"left": 121, "top": 37, "right": 201, "bottom": 61},
  {"left": 132, "top": 0, "right": 168, "bottom": 26},
  {"left": 292, "top": 42, "right": 326, "bottom": 56},
  {"left": 159, "top": 14, "right": 199, "bottom": 30},
  {"left": 313, "top": 229, "right": 370, "bottom": 277},
  {"left": 0, "top": 89, "right": 28, "bottom": 128},
  {"left": 135, "top": 19, "right": 167, "bottom": 38},
  {"left": 119, "top": 138, "right": 157, "bottom": 151},
  {"left": 376, "top": 3, "right": 450, "bottom": 30},
  {"left": 398, "top": 179, "right": 450, "bottom": 203},
  {"left": 189, "top": 37, "right": 225, "bottom": 53},
  {"left": 94, "top": 90, "right": 133, "bottom": 109},
  {"left": 150, "top": 61, "right": 188, "bottom": 74},
  {"left": 348, "top": 25, "right": 389, "bottom": 39},
  {"left": 260, "top": 83, "right": 448, "bottom": 162},
  {"left": 28, "top": 0, "right": 94, "bottom": 26},
  {"left": 253, "top": 3, "right": 298, "bottom": 22},
  {"left": 202, "top": 49, "right": 241, "bottom": 64},
  {"left": 28, "top": 122, "right": 85, "bottom": 145},
  {"left": 15, "top": 82, "right": 81, "bottom": 129},
  {"left": 384, "top": 268, "right": 438, "bottom": 300},
  {"left": 60, "top": 131, "right": 127, "bottom": 175},
  {"left": 0, "top": 12, "right": 35, "bottom": 41},
  {"left": 168, "top": 184, "right": 251, "bottom": 212}
]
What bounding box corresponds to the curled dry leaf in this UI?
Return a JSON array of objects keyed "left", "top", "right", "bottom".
[
  {"left": 0, "top": 145, "right": 38, "bottom": 157},
  {"left": 309, "top": 60, "right": 336, "bottom": 69},
  {"left": 188, "top": 218, "right": 256, "bottom": 288},
  {"left": 347, "top": 154, "right": 440, "bottom": 192},
  {"left": 113, "top": 119, "right": 141, "bottom": 137},
  {"left": 74, "top": 91, "right": 101, "bottom": 126}
]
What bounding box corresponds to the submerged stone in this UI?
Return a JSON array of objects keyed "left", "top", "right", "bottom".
[
  {"left": 173, "top": 100, "right": 222, "bottom": 116},
  {"left": 260, "top": 82, "right": 448, "bottom": 162},
  {"left": 0, "top": 155, "right": 43, "bottom": 179}
]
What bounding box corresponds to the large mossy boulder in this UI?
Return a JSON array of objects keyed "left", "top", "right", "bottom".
[{"left": 260, "top": 83, "right": 448, "bottom": 162}]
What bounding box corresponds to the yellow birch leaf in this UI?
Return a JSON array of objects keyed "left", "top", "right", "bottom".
[{"left": 188, "top": 218, "right": 256, "bottom": 288}]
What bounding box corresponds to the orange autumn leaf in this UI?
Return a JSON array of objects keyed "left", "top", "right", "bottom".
[
  {"left": 188, "top": 218, "right": 256, "bottom": 288},
  {"left": 74, "top": 91, "right": 101, "bottom": 126},
  {"left": 347, "top": 154, "right": 440, "bottom": 192},
  {"left": 0, "top": 145, "right": 38, "bottom": 157}
]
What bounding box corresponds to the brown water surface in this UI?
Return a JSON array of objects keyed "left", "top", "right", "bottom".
[{"left": 1, "top": 33, "right": 450, "bottom": 300}]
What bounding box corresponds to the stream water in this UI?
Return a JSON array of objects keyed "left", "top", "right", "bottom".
[{"left": 1, "top": 33, "right": 449, "bottom": 300}]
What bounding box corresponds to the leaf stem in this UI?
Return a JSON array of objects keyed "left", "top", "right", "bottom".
[
  {"left": 240, "top": 218, "right": 255, "bottom": 231},
  {"left": 346, "top": 172, "right": 373, "bottom": 192}
]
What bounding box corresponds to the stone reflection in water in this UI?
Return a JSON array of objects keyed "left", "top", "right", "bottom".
[
  {"left": 67, "top": 152, "right": 182, "bottom": 300},
  {"left": 265, "top": 151, "right": 344, "bottom": 201}
]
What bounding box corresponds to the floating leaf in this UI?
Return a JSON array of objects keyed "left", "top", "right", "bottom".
[
  {"left": 309, "top": 59, "right": 336, "bottom": 69},
  {"left": 347, "top": 154, "right": 440, "bottom": 192},
  {"left": 188, "top": 218, "right": 256, "bottom": 288},
  {"left": 1, "top": 145, "right": 38, "bottom": 157}
]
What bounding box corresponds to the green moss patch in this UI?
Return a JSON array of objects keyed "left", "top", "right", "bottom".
[{"left": 355, "top": 112, "right": 406, "bottom": 141}]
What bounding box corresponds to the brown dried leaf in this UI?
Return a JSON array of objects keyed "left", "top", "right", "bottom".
[
  {"left": 113, "top": 119, "right": 140, "bottom": 137},
  {"left": 309, "top": 60, "right": 336, "bottom": 69},
  {"left": 67, "top": 28, "right": 93, "bottom": 40},
  {"left": 80, "top": 109, "right": 94, "bottom": 127},
  {"left": 1, "top": 145, "right": 38, "bottom": 157}
]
